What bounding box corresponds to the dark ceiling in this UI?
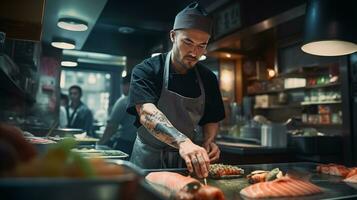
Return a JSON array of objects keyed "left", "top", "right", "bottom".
[
  {"left": 42, "top": 0, "right": 307, "bottom": 64},
  {"left": 81, "top": 0, "right": 307, "bottom": 59},
  {"left": 81, "top": 0, "right": 221, "bottom": 59}
]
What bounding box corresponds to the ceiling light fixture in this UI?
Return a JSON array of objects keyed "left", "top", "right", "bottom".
[
  {"left": 61, "top": 61, "right": 78, "bottom": 67},
  {"left": 118, "top": 26, "right": 135, "bottom": 34},
  {"left": 57, "top": 18, "right": 88, "bottom": 32},
  {"left": 51, "top": 38, "right": 76, "bottom": 49},
  {"left": 301, "top": 0, "right": 357, "bottom": 56}
]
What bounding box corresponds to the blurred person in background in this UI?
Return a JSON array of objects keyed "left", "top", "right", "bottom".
[
  {"left": 59, "top": 93, "right": 68, "bottom": 128},
  {"left": 66, "top": 85, "right": 94, "bottom": 136},
  {"left": 60, "top": 93, "right": 69, "bottom": 107},
  {"left": 98, "top": 75, "right": 137, "bottom": 156}
]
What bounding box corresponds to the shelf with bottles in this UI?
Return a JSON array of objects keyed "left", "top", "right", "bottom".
[
  {"left": 301, "top": 86, "right": 341, "bottom": 106},
  {"left": 254, "top": 103, "right": 301, "bottom": 110},
  {"left": 247, "top": 63, "right": 340, "bottom": 95},
  {"left": 301, "top": 104, "right": 342, "bottom": 126},
  {"left": 277, "top": 63, "right": 339, "bottom": 78},
  {"left": 248, "top": 83, "right": 340, "bottom": 96},
  {"left": 247, "top": 77, "right": 306, "bottom": 96},
  {"left": 305, "top": 81, "right": 340, "bottom": 89},
  {"left": 248, "top": 87, "right": 305, "bottom": 96},
  {"left": 303, "top": 69, "right": 340, "bottom": 87},
  {"left": 247, "top": 81, "right": 340, "bottom": 96},
  {"left": 248, "top": 79, "right": 341, "bottom": 97},
  {"left": 296, "top": 123, "right": 342, "bottom": 129},
  {"left": 301, "top": 100, "right": 342, "bottom": 106}
]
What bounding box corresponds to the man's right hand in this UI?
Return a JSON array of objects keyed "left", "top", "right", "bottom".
[{"left": 178, "top": 139, "right": 210, "bottom": 178}]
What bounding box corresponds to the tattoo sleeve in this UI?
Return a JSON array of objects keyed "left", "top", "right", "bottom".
[{"left": 138, "top": 104, "right": 187, "bottom": 148}]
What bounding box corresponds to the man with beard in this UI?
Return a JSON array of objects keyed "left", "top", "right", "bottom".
[{"left": 127, "top": 2, "right": 225, "bottom": 178}]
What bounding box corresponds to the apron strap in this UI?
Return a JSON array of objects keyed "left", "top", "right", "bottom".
[{"left": 162, "top": 51, "right": 171, "bottom": 90}]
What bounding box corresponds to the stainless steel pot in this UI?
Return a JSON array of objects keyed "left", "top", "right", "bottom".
[{"left": 261, "top": 123, "right": 287, "bottom": 148}]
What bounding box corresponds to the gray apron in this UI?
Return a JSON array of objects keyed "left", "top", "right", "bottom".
[{"left": 130, "top": 51, "right": 205, "bottom": 169}]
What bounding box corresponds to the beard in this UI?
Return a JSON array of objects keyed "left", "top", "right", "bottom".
[
  {"left": 173, "top": 47, "right": 198, "bottom": 71},
  {"left": 183, "top": 55, "right": 198, "bottom": 67}
]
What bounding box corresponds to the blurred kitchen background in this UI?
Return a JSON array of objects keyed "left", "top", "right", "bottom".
[{"left": 0, "top": 0, "right": 356, "bottom": 165}]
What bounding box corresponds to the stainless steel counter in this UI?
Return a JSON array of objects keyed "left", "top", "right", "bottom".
[
  {"left": 145, "top": 162, "right": 357, "bottom": 200},
  {"left": 219, "top": 162, "right": 357, "bottom": 200}
]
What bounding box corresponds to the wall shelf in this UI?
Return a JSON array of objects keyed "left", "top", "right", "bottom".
[
  {"left": 295, "top": 123, "right": 342, "bottom": 129},
  {"left": 248, "top": 87, "right": 304, "bottom": 96},
  {"left": 305, "top": 82, "right": 340, "bottom": 89},
  {"left": 254, "top": 103, "right": 301, "bottom": 109},
  {"left": 248, "top": 82, "right": 340, "bottom": 96},
  {"left": 0, "top": 57, "right": 35, "bottom": 104},
  {"left": 301, "top": 100, "right": 342, "bottom": 106}
]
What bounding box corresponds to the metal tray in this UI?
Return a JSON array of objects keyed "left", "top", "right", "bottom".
[
  {"left": 49, "top": 136, "right": 100, "bottom": 145},
  {"left": 71, "top": 149, "right": 129, "bottom": 159},
  {"left": 0, "top": 160, "right": 163, "bottom": 200}
]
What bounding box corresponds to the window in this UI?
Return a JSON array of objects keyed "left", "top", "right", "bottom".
[{"left": 60, "top": 70, "right": 111, "bottom": 125}]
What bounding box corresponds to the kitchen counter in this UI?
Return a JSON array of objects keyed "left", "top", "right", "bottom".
[
  {"left": 217, "top": 140, "right": 291, "bottom": 155},
  {"left": 144, "top": 162, "right": 357, "bottom": 200},
  {"left": 216, "top": 134, "right": 342, "bottom": 164},
  {"left": 216, "top": 137, "right": 295, "bottom": 164},
  {"left": 214, "top": 162, "right": 357, "bottom": 200}
]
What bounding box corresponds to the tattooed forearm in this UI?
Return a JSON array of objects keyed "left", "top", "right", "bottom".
[
  {"left": 154, "top": 123, "right": 188, "bottom": 147},
  {"left": 138, "top": 104, "right": 188, "bottom": 148}
]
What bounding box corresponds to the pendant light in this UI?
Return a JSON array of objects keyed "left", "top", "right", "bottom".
[
  {"left": 57, "top": 18, "right": 88, "bottom": 32},
  {"left": 51, "top": 38, "right": 76, "bottom": 50},
  {"left": 61, "top": 61, "right": 78, "bottom": 67},
  {"left": 61, "top": 56, "right": 78, "bottom": 67},
  {"left": 301, "top": 0, "right": 357, "bottom": 56}
]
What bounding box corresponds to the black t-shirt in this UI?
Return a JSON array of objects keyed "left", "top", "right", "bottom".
[{"left": 127, "top": 53, "right": 225, "bottom": 127}]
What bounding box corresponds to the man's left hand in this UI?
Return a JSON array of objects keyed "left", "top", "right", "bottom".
[{"left": 203, "top": 142, "right": 220, "bottom": 163}]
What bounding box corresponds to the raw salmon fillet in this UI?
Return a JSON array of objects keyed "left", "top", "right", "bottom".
[
  {"left": 346, "top": 168, "right": 357, "bottom": 178},
  {"left": 344, "top": 174, "right": 357, "bottom": 183},
  {"left": 317, "top": 163, "right": 350, "bottom": 177},
  {"left": 240, "top": 176, "right": 322, "bottom": 199},
  {"left": 146, "top": 171, "right": 225, "bottom": 200}
]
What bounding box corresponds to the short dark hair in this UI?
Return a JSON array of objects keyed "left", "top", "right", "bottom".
[
  {"left": 60, "top": 93, "right": 68, "bottom": 101},
  {"left": 69, "top": 85, "right": 82, "bottom": 96}
]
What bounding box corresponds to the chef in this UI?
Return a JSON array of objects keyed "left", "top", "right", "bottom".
[{"left": 127, "top": 2, "right": 225, "bottom": 178}]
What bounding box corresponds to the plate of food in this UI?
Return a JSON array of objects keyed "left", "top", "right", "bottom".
[
  {"left": 209, "top": 164, "right": 244, "bottom": 179},
  {"left": 25, "top": 137, "right": 56, "bottom": 144}
]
